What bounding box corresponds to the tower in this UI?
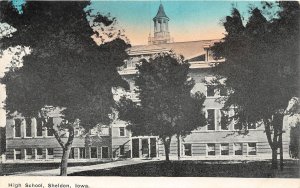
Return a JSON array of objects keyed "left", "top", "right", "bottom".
[{"left": 148, "top": 3, "right": 172, "bottom": 45}]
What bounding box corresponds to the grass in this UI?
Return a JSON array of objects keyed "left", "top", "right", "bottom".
[
  {"left": 69, "top": 160, "right": 300, "bottom": 178},
  {"left": 0, "top": 161, "right": 111, "bottom": 176}
]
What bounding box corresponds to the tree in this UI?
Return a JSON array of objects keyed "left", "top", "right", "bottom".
[
  {"left": 289, "top": 124, "right": 300, "bottom": 159},
  {"left": 117, "top": 53, "right": 206, "bottom": 161},
  {"left": 211, "top": 2, "right": 299, "bottom": 170},
  {"left": 0, "top": 1, "right": 129, "bottom": 175}
]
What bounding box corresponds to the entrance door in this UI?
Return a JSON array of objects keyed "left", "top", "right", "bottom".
[
  {"left": 102, "top": 147, "right": 109, "bottom": 158},
  {"left": 132, "top": 139, "right": 139, "bottom": 158},
  {"left": 142, "top": 139, "right": 149, "bottom": 157},
  {"left": 150, "top": 138, "right": 157, "bottom": 157}
]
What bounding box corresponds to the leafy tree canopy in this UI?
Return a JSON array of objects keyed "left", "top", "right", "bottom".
[
  {"left": 0, "top": 1, "right": 130, "bottom": 129},
  {"left": 117, "top": 53, "right": 206, "bottom": 139},
  {"left": 211, "top": 1, "right": 300, "bottom": 126}
]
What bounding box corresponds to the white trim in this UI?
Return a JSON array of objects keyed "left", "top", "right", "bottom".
[
  {"left": 233, "top": 143, "right": 243, "bottom": 156},
  {"left": 119, "top": 127, "right": 126, "bottom": 137},
  {"left": 24, "top": 148, "right": 33, "bottom": 160},
  {"left": 183, "top": 143, "right": 192, "bottom": 157},
  {"left": 206, "top": 143, "right": 216, "bottom": 156},
  {"left": 24, "top": 118, "right": 33, "bottom": 138},
  {"left": 35, "top": 148, "right": 43, "bottom": 160},
  {"left": 78, "top": 147, "right": 86, "bottom": 159},
  {"left": 13, "top": 119, "right": 22, "bottom": 138},
  {"left": 220, "top": 143, "right": 229, "bottom": 156},
  {"left": 14, "top": 149, "right": 21, "bottom": 160},
  {"left": 247, "top": 142, "right": 257, "bottom": 156}
]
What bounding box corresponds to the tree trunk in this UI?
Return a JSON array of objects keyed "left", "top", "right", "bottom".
[
  {"left": 176, "top": 134, "right": 181, "bottom": 160},
  {"left": 279, "top": 133, "right": 284, "bottom": 171},
  {"left": 271, "top": 147, "right": 278, "bottom": 170},
  {"left": 163, "top": 137, "right": 171, "bottom": 161},
  {"left": 52, "top": 125, "right": 75, "bottom": 176},
  {"left": 60, "top": 146, "right": 71, "bottom": 176},
  {"left": 265, "top": 113, "right": 285, "bottom": 170},
  {"left": 43, "top": 117, "right": 75, "bottom": 176}
]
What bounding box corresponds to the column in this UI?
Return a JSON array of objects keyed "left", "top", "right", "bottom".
[
  {"left": 21, "top": 119, "right": 25, "bottom": 138},
  {"left": 31, "top": 118, "right": 36, "bottom": 138},
  {"left": 139, "top": 138, "right": 142, "bottom": 158},
  {"left": 130, "top": 138, "right": 133, "bottom": 158},
  {"left": 148, "top": 137, "right": 151, "bottom": 158}
]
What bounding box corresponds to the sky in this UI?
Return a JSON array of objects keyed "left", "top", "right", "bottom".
[
  {"left": 89, "top": 1, "right": 262, "bottom": 45},
  {"left": 0, "top": 1, "right": 265, "bottom": 127}
]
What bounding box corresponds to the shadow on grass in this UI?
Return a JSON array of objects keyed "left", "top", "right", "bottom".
[
  {"left": 69, "top": 160, "right": 300, "bottom": 178},
  {"left": 0, "top": 160, "right": 113, "bottom": 176}
]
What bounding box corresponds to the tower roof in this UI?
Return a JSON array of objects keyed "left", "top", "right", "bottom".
[{"left": 153, "top": 3, "right": 169, "bottom": 20}]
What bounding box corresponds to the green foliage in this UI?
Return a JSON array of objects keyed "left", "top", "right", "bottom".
[
  {"left": 117, "top": 53, "right": 206, "bottom": 139},
  {"left": 0, "top": 1, "right": 130, "bottom": 129},
  {"left": 211, "top": 2, "right": 300, "bottom": 126}
]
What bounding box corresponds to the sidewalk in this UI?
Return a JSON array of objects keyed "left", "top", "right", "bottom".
[{"left": 15, "top": 158, "right": 157, "bottom": 176}]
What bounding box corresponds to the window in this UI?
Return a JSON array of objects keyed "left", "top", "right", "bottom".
[
  {"left": 220, "top": 143, "right": 229, "bottom": 155},
  {"left": 74, "top": 130, "right": 80, "bottom": 137},
  {"left": 102, "top": 146, "right": 109, "bottom": 158},
  {"left": 207, "top": 109, "right": 215, "bottom": 130},
  {"left": 100, "top": 127, "right": 109, "bottom": 136},
  {"left": 119, "top": 145, "right": 125, "bottom": 156},
  {"left": 119, "top": 127, "right": 125, "bottom": 137},
  {"left": 248, "top": 123, "right": 256, "bottom": 130},
  {"left": 25, "top": 148, "right": 33, "bottom": 160},
  {"left": 248, "top": 143, "right": 257, "bottom": 155},
  {"left": 184, "top": 144, "right": 192, "bottom": 156},
  {"left": 90, "top": 147, "right": 98, "bottom": 158},
  {"left": 234, "top": 123, "right": 242, "bottom": 130},
  {"left": 234, "top": 143, "right": 243, "bottom": 155},
  {"left": 47, "top": 148, "right": 54, "bottom": 159},
  {"left": 219, "top": 87, "right": 227, "bottom": 96},
  {"left": 47, "top": 117, "right": 54, "bottom": 136},
  {"left": 90, "top": 128, "right": 98, "bottom": 136},
  {"left": 79, "top": 148, "right": 86, "bottom": 159},
  {"left": 36, "top": 148, "right": 43, "bottom": 159},
  {"left": 207, "top": 143, "right": 215, "bottom": 156},
  {"left": 36, "top": 118, "right": 43, "bottom": 137},
  {"left": 220, "top": 110, "right": 229, "bottom": 130},
  {"left": 206, "top": 85, "right": 215, "bottom": 97},
  {"left": 14, "top": 119, "right": 21, "bottom": 138},
  {"left": 14, "top": 149, "right": 21, "bottom": 160},
  {"left": 69, "top": 148, "right": 75, "bottom": 159},
  {"left": 25, "top": 118, "right": 32, "bottom": 137}
]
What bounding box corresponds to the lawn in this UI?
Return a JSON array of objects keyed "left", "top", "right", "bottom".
[
  {"left": 0, "top": 161, "right": 111, "bottom": 176},
  {"left": 69, "top": 160, "right": 300, "bottom": 178}
]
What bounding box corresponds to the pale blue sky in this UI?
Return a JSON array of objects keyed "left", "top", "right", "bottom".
[
  {"left": 89, "top": 1, "right": 263, "bottom": 44},
  {"left": 12, "top": 0, "right": 265, "bottom": 45}
]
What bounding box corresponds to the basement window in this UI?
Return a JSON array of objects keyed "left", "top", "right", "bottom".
[
  {"left": 207, "top": 143, "right": 215, "bottom": 156},
  {"left": 183, "top": 144, "right": 192, "bottom": 156},
  {"left": 247, "top": 143, "right": 257, "bottom": 155}
]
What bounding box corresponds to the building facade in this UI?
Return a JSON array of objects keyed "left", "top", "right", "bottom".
[{"left": 3, "top": 3, "right": 291, "bottom": 163}]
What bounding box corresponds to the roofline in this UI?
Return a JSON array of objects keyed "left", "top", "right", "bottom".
[{"left": 130, "top": 38, "right": 222, "bottom": 47}]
